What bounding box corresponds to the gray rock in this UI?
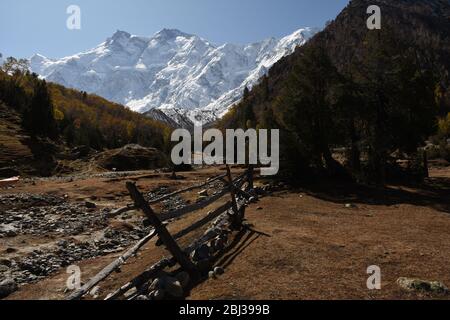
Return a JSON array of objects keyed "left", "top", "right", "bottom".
[
  {"left": 149, "top": 278, "right": 161, "bottom": 292},
  {"left": 149, "top": 289, "right": 165, "bottom": 301},
  {"left": 0, "top": 279, "right": 18, "bottom": 299},
  {"left": 214, "top": 266, "right": 225, "bottom": 276},
  {"left": 136, "top": 295, "right": 150, "bottom": 300},
  {"left": 208, "top": 271, "right": 216, "bottom": 279},
  {"left": 123, "top": 287, "right": 138, "bottom": 299},
  {"left": 85, "top": 201, "right": 97, "bottom": 209},
  {"left": 397, "top": 277, "right": 449, "bottom": 294},
  {"left": 0, "top": 259, "right": 12, "bottom": 267},
  {"left": 191, "top": 244, "right": 210, "bottom": 261},
  {"left": 0, "top": 265, "right": 10, "bottom": 273},
  {"left": 198, "top": 190, "right": 209, "bottom": 197},
  {"left": 160, "top": 276, "right": 184, "bottom": 298}
]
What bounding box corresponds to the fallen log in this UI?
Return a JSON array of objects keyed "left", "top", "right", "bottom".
[{"left": 66, "top": 229, "right": 158, "bottom": 300}]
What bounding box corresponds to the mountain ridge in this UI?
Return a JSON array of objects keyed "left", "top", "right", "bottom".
[{"left": 30, "top": 27, "right": 319, "bottom": 126}]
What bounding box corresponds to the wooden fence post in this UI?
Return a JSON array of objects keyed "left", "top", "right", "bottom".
[
  {"left": 225, "top": 165, "right": 242, "bottom": 229},
  {"left": 126, "top": 182, "right": 199, "bottom": 279},
  {"left": 247, "top": 165, "right": 254, "bottom": 191},
  {"left": 423, "top": 150, "right": 429, "bottom": 178}
]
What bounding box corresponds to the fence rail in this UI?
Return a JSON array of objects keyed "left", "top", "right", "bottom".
[{"left": 66, "top": 165, "right": 255, "bottom": 300}]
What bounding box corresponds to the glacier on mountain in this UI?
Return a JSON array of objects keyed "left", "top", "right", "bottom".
[{"left": 30, "top": 27, "right": 318, "bottom": 126}]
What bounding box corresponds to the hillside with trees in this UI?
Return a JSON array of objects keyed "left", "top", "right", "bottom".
[
  {"left": 0, "top": 58, "right": 172, "bottom": 176},
  {"left": 219, "top": 0, "right": 450, "bottom": 184}
]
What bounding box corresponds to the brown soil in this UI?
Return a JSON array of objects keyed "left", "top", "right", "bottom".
[{"left": 3, "top": 166, "right": 450, "bottom": 300}]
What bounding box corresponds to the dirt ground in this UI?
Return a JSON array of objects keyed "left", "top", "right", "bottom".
[{"left": 3, "top": 166, "right": 450, "bottom": 300}]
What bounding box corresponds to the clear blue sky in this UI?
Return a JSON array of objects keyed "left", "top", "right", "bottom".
[{"left": 0, "top": 0, "right": 349, "bottom": 59}]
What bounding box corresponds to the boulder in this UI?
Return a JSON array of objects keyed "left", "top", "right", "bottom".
[
  {"left": 191, "top": 244, "right": 210, "bottom": 262},
  {"left": 150, "top": 276, "right": 184, "bottom": 299},
  {"left": 160, "top": 276, "right": 184, "bottom": 298},
  {"left": 0, "top": 279, "right": 18, "bottom": 299},
  {"left": 97, "top": 144, "right": 168, "bottom": 171},
  {"left": 397, "top": 277, "right": 449, "bottom": 295}
]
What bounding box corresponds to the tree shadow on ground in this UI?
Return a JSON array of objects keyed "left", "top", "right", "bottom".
[
  {"left": 297, "top": 175, "right": 450, "bottom": 214},
  {"left": 184, "top": 228, "right": 264, "bottom": 297}
]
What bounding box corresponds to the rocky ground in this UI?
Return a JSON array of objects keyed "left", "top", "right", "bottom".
[
  {"left": 1, "top": 166, "right": 450, "bottom": 300},
  {"left": 0, "top": 192, "right": 153, "bottom": 289},
  {"left": 0, "top": 167, "right": 229, "bottom": 299}
]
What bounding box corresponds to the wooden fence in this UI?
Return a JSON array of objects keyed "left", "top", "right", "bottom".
[{"left": 67, "top": 165, "right": 255, "bottom": 300}]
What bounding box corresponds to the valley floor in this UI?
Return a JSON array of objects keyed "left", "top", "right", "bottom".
[{"left": 2, "top": 166, "right": 450, "bottom": 300}]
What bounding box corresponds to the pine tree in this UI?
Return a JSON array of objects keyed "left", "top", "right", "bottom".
[{"left": 24, "top": 79, "right": 58, "bottom": 138}]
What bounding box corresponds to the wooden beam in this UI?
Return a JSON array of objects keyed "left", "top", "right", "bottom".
[
  {"left": 108, "top": 173, "right": 228, "bottom": 216},
  {"left": 105, "top": 201, "right": 243, "bottom": 300},
  {"left": 126, "top": 182, "right": 199, "bottom": 279},
  {"left": 247, "top": 165, "right": 254, "bottom": 191},
  {"left": 67, "top": 229, "right": 158, "bottom": 300},
  {"left": 160, "top": 201, "right": 232, "bottom": 244}
]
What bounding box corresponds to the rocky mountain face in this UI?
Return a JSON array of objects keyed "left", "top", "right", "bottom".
[{"left": 30, "top": 28, "right": 318, "bottom": 127}]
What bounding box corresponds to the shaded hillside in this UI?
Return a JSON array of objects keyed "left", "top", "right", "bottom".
[
  {"left": 220, "top": 0, "right": 450, "bottom": 183},
  {"left": 255, "top": 0, "right": 450, "bottom": 108}
]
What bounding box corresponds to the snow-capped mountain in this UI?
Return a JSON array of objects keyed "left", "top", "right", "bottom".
[{"left": 31, "top": 27, "right": 318, "bottom": 126}]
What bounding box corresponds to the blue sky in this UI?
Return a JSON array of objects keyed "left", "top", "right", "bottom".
[{"left": 0, "top": 0, "right": 349, "bottom": 59}]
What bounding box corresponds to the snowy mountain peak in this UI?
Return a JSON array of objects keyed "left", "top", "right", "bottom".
[
  {"left": 154, "top": 28, "right": 193, "bottom": 40},
  {"left": 110, "top": 30, "right": 132, "bottom": 40},
  {"left": 30, "top": 27, "right": 319, "bottom": 126}
]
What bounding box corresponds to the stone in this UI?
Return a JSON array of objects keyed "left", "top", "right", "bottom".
[
  {"left": 149, "top": 278, "right": 161, "bottom": 291},
  {"left": 0, "top": 224, "right": 18, "bottom": 238},
  {"left": 0, "top": 259, "right": 12, "bottom": 267},
  {"left": 214, "top": 266, "right": 225, "bottom": 276},
  {"left": 97, "top": 144, "right": 168, "bottom": 171},
  {"left": 198, "top": 190, "right": 209, "bottom": 197},
  {"left": 160, "top": 276, "right": 183, "bottom": 298},
  {"left": 397, "top": 277, "right": 449, "bottom": 294},
  {"left": 149, "top": 289, "right": 165, "bottom": 301},
  {"left": 212, "top": 237, "right": 226, "bottom": 251},
  {"left": 345, "top": 203, "right": 356, "bottom": 208},
  {"left": 191, "top": 244, "right": 210, "bottom": 261},
  {"left": 0, "top": 279, "right": 18, "bottom": 299},
  {"left": 85, "top": 201, "right": 97, "bottom": 209},
  {"left": 5, "top": 247, "right": 17, "bottom": 254},
  {"left": 123, "top": 287, "right": 138, "bottom": 299},
  {"left": 89, "top": 286, "right": 101, "bottom": 298},
  {"left": 0, "top": 265, "right": 10, "bottom": 273},
  {"left": 208, "top": 271, "right": 216, "bottom": 279},
  {"left": 136, "top": 295, "right": 150, "bottom": 300}
]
